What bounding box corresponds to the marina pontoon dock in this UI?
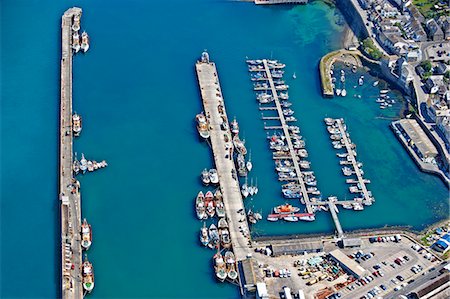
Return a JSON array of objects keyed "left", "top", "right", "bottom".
[
  {"left": 260, "top": 59, "right": 314, "bottom": 214},
  {"left": 195, "top": 54, "right": 252, "bottom": 262},
  {"left": 60, "top": 7, "right": 83, "bottom": 299},
  {"left": 335, "top": 118, "right": 372, "bottom": 203}
]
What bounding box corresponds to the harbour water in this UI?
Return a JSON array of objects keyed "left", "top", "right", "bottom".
[{"left": 1, "top": 0, "right": 448, "bottom": 298}]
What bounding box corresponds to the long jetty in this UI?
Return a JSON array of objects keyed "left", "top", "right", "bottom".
[
  {"left": 335, "top": 119, "right": 372, "bottom": 202},
  {"left": 261, "top": 60, "right": 314, "bottom": 214},
  {"left": 60, "top": 7, "right": 83, "bottom": 299},
  {"left": 195, "top": 55, "right": 251, "bottom": 262}
]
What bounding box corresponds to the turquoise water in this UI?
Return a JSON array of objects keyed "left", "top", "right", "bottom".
[{"left": 1, "top": 0, "right": 448, "bottom": 298}]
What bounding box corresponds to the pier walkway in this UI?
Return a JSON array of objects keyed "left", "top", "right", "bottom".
[
  {"left": 335, "top": 119, "right": 371, "bottom": 202},
  {"left": 261, "top": 60, "right": 313, "bottom": 214},
  {"left": 60, "top": 7, "right": 83, "bottom": 299},
  {"left": 196, "top": 57, "right": 251, "bottom": 262},
  {"left": 328, "top": 202, "right": 344, "bottom": 238}
]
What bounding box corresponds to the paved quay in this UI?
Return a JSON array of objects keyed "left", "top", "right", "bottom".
[
  {"left": 59, "top": 7, "right": 83, "bottom": 299},
  {"left": 261, "top": 59, "right": 314, "bottom": 214},
  {"left": 195, "top": 54, "right": 252, "bottom": 262}
]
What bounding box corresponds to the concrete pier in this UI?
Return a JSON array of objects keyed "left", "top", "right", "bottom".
[
  {"left": 60, "top": 7, "right": 83, "bottom": 299},
  {"left": 328, "top": 202, "right": 344, "bottom": 238},
  {"left": 195, "top": 55, "right": 251, "bottom": 262},
  {"left": 335, "top": 119, "right": 372, "bottom": 202},
  {"left": 261, "top": 60, "right": 314, "bottom": 214}
]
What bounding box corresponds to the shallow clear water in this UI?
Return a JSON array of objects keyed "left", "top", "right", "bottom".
[{"left": 1, "top": 0, "right": 448, "bottom": 298}]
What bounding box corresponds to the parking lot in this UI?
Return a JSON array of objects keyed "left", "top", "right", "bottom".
[
  {"left": 424, "top": 42, "right": 450, "bottom": 62},
  {"left": 338, "top": 236, "right": 440, "bottom": 299}
]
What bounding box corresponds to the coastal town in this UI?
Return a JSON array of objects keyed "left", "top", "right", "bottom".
[
  {"left": 188, "top": 1, "right": 450, "bottom": 299},
  {"left": 46, "top": 1, "right": 450, "bottom": 299}
]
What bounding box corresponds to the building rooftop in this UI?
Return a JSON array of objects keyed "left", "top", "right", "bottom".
[
  {"left": 399, "top": 119, "right": 438, "bottom": 158},
  {"left": 329, "top": 249, "right": 366, "bottom": 278}
]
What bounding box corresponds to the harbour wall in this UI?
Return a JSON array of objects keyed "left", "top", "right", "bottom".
[
  {"left": 390, "top": 119, "right": 450, "bottom": 188},
  {"left": 335, "top": 0, "right": 369, "bottom": 41}
]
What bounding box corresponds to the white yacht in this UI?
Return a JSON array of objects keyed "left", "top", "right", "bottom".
[{"left": 80, "top": 31, "right": 90, "bottom": 53}]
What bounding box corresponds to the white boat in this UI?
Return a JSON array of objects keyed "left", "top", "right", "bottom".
[
  {"left": 341, "top": 89, "right": 347, "bottom": 97},
  {"left": 200, "top": 222, "right": 209, "bottom": 246},
  {"left": 80, "top": 153, "right": 88, "bottom": 173},
  {"left": 72, "top": 113, "right": 82, "bottom": 136},
  {"left": 81, "top": 219, "right": 92, "bottom": 250},
  {"left": 241, "top": 182, "right": 249, "bottom": 198},
  {"left": 195, "top": 191, "right": 207, "bottom": 220},
  {"left": 214, "top": 253, "right": 227, "bottom": 282},
  {"left": 201, "top": 168, "right": 210, "bottom": 185},
  {"left": 82, "top": 257, "right": 95, "bottom": 293},
  {"left": 253, "top": 178, "right": 259, "bottom": 195},
  {"left": 72, "top": 32, "right": 81, "bottom": 53},
  {"left": 246, "top": 152, "right": 253, "bottom": 172},
  {"left": 73, "top": 153, "right": 80, "bottom": 174},
  {"left": 218, "top": 218, "right": 228, "bottom": 229},
  {"left": 267, "top": 216, "right": 279, "bottom": 222},
  {"left": 80, "top": 31, "right": 90, "bottom": 53},
  {"left": 292, "top": 72, "right": 297, "bottom": 79},
  {"left": 230, "top": 117, "right": 239, "bottom": 135},
  {"left": 209, "top": 224, "right": 219, "bottom": 244},
  {"left": 283, "top": 215, "right": 299, "bottom": 222},
  {"left": 87, "top": 161, "right": 94, "bottom": 172},
  {"left": 373, "top": 80, "right": 379, "bottom": 86},
  {"left": 299, "top": 214, "right": 315, "bottom": 222},
  {"left": 209, "top": 169, "right": 219, "bottom": 184},
  {"left": 335, "top": 88, "right": 341, "bottom": 96}
]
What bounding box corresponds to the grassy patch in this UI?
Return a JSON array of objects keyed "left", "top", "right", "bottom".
[{"left": 413, "top": 0, "right": 447, "bottom": 19}]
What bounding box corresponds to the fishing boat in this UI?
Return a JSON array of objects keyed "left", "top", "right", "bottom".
[
  {"left": 73, "top": 154, "right": 80, "bottom": 174},
  {"left": 233, "top": 135, "right": 247, "bottom": 155},
  {"left": 80, "top": 31, "right": 90, "bottom": 53},
  {"left": 214, "top": 253, "right": 227, "bottom": 282},
  {"left": 195, "top": 191, "right": 207, "bottom": 220},
  {"left": 218, "top": 218, "right": 228, "bottom": 229},
  {"left": 215, "top": 200, "right": 226, "bottom": 218},
  {"left": 201, "top": 168, "right": 210, "bottom": 185},
  {"left": 197, "top": 121, "right": 210, "bottom": 139},
  {"left": 72, "top": 14, "right": 81, "bottom": 31},
  {"left": 196, "top": 192, "right": 206, "bottom": 217},
  {"left": 227, "top": 263, "right": 238, "bottom": 281},
  {"left": 220, "top": 228, "right": 231, "bottom": 248},
  {"left": 273, "top": 204, "right": 300, "bottom": 214},
  {"left": 82, "top": 257, "right": 95, "bottom": 293},
  {"left": 200, "top": 223, "right": 209, "bottom": 246},
  {"left": 230, "top": 117, "right": 239, "bottom": 135},
  {"left": 209, "top": 169, "right": 219, "bottom": 185},
  {"left": 80, "top": 153, "right": 88, "bottom": 174},
  {"left": 72, "top": 32, "right": 81, "bottom": 53},
  {"left": 206, "top": 200, "right": 215, "bottom": 218},
  {"left": 81, "top": 219, "right": 92, "bottom": 250},
  {"left": 209, "top": 224, "right": 219, "bottom": 245},
  {"left": 72, "top": 113, "right": 82, "bottom": 136}
]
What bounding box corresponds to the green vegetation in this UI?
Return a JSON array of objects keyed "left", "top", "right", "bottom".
[
  {"left": 413, "top": 0, "right": 449, "bottom": 19},
  {"left": 420, "top": 60, "right": 432, "bottom": 72},
  {"left": 420, "top": 232, "right": 433, "bottom": 246},
  {"left": 444, "top": 70, "right": 450, "bottom": 80},
  {"left": 442, "top": 250, "right": 450, "bottom": 260},
  {"left": 362, "top": 38, "right": 382, "bottom": 60}
]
